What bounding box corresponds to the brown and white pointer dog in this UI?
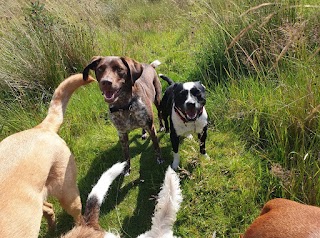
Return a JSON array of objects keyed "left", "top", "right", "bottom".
[
  {"left": 83, "top": 56, "right": 164, "bottom": 175},
  {"left": 0, "top": 74, "right": 94, "bottom": 238}
]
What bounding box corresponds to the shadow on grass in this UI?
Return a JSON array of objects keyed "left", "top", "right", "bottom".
[{"left": 45, "top": 131, "right": 172, "bottom": 237}]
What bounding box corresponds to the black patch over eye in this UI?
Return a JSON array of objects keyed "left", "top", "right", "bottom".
[
  {"left": 191, "top": 88, "right": 200, "bottom": 97},
  {"left": 176, "top": 90, "right": 188, "bottom": 99}
]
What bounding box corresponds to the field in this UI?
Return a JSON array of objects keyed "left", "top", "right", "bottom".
[{"left": 1, "top": 0, "right": 320, "bottom": 237}]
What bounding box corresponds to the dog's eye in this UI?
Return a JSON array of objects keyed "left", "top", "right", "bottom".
[
  {"left": 97, "top": 67, "right": 104, "bottom": 73},
  {"left": 179, "top": 90, "right": 188, "bottom": 98},
  {"left": 191, "top": 89, "right": 200, "bottom": 97}
]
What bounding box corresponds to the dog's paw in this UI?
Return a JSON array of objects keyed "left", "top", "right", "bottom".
[
  {"left": 186, "top": 134, "right": 194, "bottom": 140},
  {"left": 201, "top": 153, "right": 210, "bottom": 159},
  {"left": 171, "top": 161, "right": 180, "bottom": 171},
  {"left": 122, "top": 166, "right": 131, "bottom": 176},
  {"left": 159, "top": 126, "right": 166, "bottom": 132},
  {"left": 157, "top": 157, "right": 164, "bottom": 164}
]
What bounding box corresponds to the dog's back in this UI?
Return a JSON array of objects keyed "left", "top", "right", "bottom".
[
  {"left": 0, "top": 74, "right": 94, "bottom": 237},
  {"left": 242, "top": 198, "right": 320, "bottom": 238}
]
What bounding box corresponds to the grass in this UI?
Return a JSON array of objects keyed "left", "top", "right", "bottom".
[
  {"left": 40, "top": 87, "right": 263, "bottom": 237},
  {"left": 1, "top": 0, "right": 320, "bottom": 237}
]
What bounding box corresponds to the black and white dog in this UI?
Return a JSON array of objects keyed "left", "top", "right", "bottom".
[{"left": 159, "top": 74, "right": 208, "bottom": 170}]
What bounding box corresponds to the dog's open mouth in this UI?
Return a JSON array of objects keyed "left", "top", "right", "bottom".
[
  {"left": 185, "top": 108, "right": 198, "bottom": 120},
  {"left": 102, "top": 89, "right": 120, "bottom": 103}
]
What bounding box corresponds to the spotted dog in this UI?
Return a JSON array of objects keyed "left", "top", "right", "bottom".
[{"left": 83, "top": 56, "right": 164, "bottom": 175}]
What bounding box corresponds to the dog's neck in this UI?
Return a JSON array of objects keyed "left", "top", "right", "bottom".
[{"left": 109, "top": 96, "right": 137, "bottom": 113}]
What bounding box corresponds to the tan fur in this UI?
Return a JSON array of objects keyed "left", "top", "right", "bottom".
[
  {"left": 241, "top": 198, "right": 320, "bottom": 238},
  {"left": 0, "top": 74, "right": 94, "bottom": 238}
]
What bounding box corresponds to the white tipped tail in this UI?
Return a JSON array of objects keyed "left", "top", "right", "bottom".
[
  {"left": 150, "top": 60, "right": 161, "bottom": 68},
  {"left": 88, "top": 162, "right": 126, "bottom": 205},
  {"left": 82, "top": 162, "right": 126, "bottom": 228},
  {"left": 138, "top": 166, "right": 182, "bottom": 238}
]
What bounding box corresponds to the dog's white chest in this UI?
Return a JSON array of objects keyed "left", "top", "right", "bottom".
[{"left": 172, "top": 107, "right": 208, "bottom": 136}]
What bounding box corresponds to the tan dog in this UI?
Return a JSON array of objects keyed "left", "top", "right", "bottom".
[
  {"left": 83, "top": 56, "right": 164, "bottom": 175},
  {"left": 0, "top": 74, "right": 94, "bottom": 238},
  {"left": 241, "top": 198, "right": 320, "bottom": 238}
]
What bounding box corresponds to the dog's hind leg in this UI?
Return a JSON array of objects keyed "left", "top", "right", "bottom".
[
  {"left": 49, "top": 155, "right": 82, "bottom": 224},
  {"left": 146, "top": 125, "right": 163, "bottom": 164},
  {"left": 59, "top": 187, "right": 82, "bottom": 225},
  {"left": 43, "top": 202, "right": 56, "bottom": 230}
]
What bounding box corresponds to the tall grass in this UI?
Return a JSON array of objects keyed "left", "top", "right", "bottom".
[
  {"left": 2, "top": 0, "right": 320, "bottom": 237},
  {"left": 195, "top": 0, "right": 320, "bottom": 203}
]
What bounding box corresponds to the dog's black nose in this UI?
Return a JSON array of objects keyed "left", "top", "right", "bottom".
[
  {"left": 186, "top": 102, "right": 196, "bottom": 108},
  {"left": 101, "top": 79, "right": 112, "bottom": 86}
]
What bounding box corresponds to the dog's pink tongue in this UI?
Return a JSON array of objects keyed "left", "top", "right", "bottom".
[
  {"left": 186, "top": 108, "right": 197, "bottom": 120},
  {"left": 105, "top": 91, "right": 114, "bottom": 98},
  {"left": 103, "top": 91, "right": 115, "bottom": 102}
]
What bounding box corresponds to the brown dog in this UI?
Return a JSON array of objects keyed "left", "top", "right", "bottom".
[
  {"left": 83, "top": 56, "right": 164, "bottom": 175},
  {"left": 241, "top": 198, "right": 320, "bottom": 238},
  {"left": 0, "top": 74, "right": 94, "bottom": 238}
]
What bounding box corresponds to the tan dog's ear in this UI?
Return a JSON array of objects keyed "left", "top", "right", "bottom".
[
  {"left": 120, "top": 57, "right": 143, "bottom": 85},
  {"left": 83, "top": 56, "right": 102, "bottom": 81}
]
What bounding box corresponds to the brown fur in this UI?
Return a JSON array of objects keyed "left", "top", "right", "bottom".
[
  {"left": 241, "top": 198, "right": 320, "bottom": 238},
  {"left": 0, "top": 74, "right": 94, "bottom": 238},
  {"left": 83, "top": 56, "right": 164, "bottom": 174}
]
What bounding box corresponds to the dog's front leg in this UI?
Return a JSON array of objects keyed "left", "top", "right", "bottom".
[
  {"left": 119, "top": 132, "right": 131, "bottom": 175},
  {"left": 170, "top": 128, "right": 180, "bottom": 170},
  {"left": 198, "top": 125, "right": 209, "bottom": 158}
]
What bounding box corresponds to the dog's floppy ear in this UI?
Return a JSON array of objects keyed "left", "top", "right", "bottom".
[
  {"left": 120, "top": 57, "right": 143, "bottom": 84},
  {"left": 83, "top": 56, "right": 102, "bottom": 81}
]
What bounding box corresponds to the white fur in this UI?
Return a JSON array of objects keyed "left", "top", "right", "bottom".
[
  {"left": 183, "top": 82, "right": 197, "bottom": 105},
  {"left": 137, "top": 166, "right": 182, "bottom": 238},
  {"left": 88, "top": 162, "right": 126, "bottom": 205},
  {"left": 150, "top": 60, "right": 161, "bottom": 68},
  {"left": 171, "top": 106, "right": 208, "bottom": 136},
  {"left": 104, "top": 232, "right": 120, "bottom": 238}
]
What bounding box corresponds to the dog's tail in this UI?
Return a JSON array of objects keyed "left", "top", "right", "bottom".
[
  {"left": 83, "top": 162, "right": 126, "bottom": 229},
  {"left": 36, "top": 74, "right": 95, "bottom": 133},
  {"left": 138, "top": 166, "right": 182, "bottom": 237},
  {"left": 150, "top": 60, "right": 161, "bottom": 68},
  {"left": 159, "top": 74, "right": 174, "bottom": 85}
]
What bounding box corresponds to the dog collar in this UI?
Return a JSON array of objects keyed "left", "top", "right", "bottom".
[
  {"left": 109, "top": 98, "right": 137, "bottom": 113},
  {"left": 174, "top": 106, "right": 204, "bottom": 123}
]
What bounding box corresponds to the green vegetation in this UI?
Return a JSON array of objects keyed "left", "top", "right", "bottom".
[{"left": 1, "top": 0, "right": 320, "bottom": 237}]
